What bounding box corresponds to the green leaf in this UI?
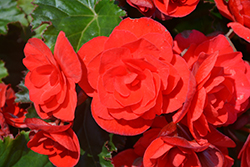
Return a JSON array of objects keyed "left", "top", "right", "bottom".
[
  {"left": 0, "top": 0, "right": 28, "bottom": 34},
  {"left": 18, "top": 0, "right": 35, "bottom": 15},
  {"left": 15, "top": 80, "right": 31, "bottom": 103},
  {"left": 0, "top": 131, "right": 53, "bottom": 167},
  {"left": 98, "top": 134, "right": 117, "bottom": 167},
  {"left": 17, "top": 0, "right": 36, "bottom": 23},
  {"left": 31, "top": 0, "right": 126, "bottom": 51},
  {"left": 25, "top": 105, "right": 40, "bottom": 119},
  {"left": 0, "top": 60, "right": 8, "bottom": 82}
]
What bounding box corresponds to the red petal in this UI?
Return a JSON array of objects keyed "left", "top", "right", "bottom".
[
  {"left": 29, "top": 65, "right": 54, "bottom": 87},
  {"left": 48, "top": 149, "right": 79, "bottom": 167},
  {"left": 114, "top": 17, "right": 173, "bottom": 46},
  {"left": 27, "top": 131, "right": 55, "bottom": 155},
  {"left": 163, "top": 55, "right": 192, "bottom": 114},
  {"left": 104, "top": 30, "right": 137, "bottom": 49},
  {"left": 112, "top": 149, "right": 141, "bottom": 167},
  {"left": 214, "top": 0, "right": 234, "bottom": 21},
  {"left": 172, "top": 72, "right": 196, "bottom": 123},
  {"left": 25, "top": 118, "right": 71, "bottom": 133},
  {"left": 78, "top": 36, "right": 108, "bottom": 65},
  {"left": 23, "top": 38, "right": 56, "bottom": 71},
  {"left": 173, "top": 30, "right": 207, "bottom": 54},
  {"left": 194, "top": 35, "right": 234, "bottom": 56},
  {"left": 0, "top": 83, "right": 7, "bottom": 107},
  {"left": 194, "top": 51, "right": 219, "bottom": 86},
  {"left": 50, "top": 128, "right": 79, "bottom": 152},
  {"left": 197, "top": 145, "right": 224, "bottom": 167},
  {"left": 77, "top": 36, "right": 108, "bottom": 96},
  {"left": 52, "top": 80, "right": 77, "bottom": 121},
  {"left": 228, "top": 22, "right": 250, "bottom": 42},
  {"left": 54, "top": 31, "right": 81, "bottom": 83},
  {"left": 91, "top": 105, "right": 153, "bottom": 135},
  {"left": 205, "top": 125, "right": 236, "bottom": 148}
]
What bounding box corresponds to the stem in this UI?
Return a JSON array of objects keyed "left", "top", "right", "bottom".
[
  {"left": 225, "top": 29, "right": 237, "bottom": 52},
  {"left": 226, "top": 28, "right": 235, "bottom": 39}
]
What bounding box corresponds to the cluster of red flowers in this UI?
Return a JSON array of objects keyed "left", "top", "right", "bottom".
[
  {"left": 79, "top": 17, "right": 250, "bottom": 167},
  {"left": 1, "top": 1, "right": 249, "bottom": 166},
  {"left": 18, "top": 16, "right": 250, "bottom": 166}
]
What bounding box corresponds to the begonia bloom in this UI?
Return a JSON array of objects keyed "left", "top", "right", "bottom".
[
  {"left": 23, "top": 31, "right": 82, "bottom": 121},
  {"left": 78, "top": 17, "right": 190, "bottom": 135},
  {"left": 214, "top": 0, "right": 250, "bottom": 42},
  {"left": 142, "top": 122, "right": 233, "bottom": 167},
  {"left": 0, "top": 83, "right": 27, "bottom": 128},
  {"left": 126, "top": 0, "right": 199, "bottom": 18},
  {"left": 173, "top": 30, "right": 250, "bottom": 142},
  {"left": 154, "top": 0, "right": 200, "bottom": 17},
  {"left": 127, "top": 0, "right": 156, "bottom": 17},
  {"left": 25, "top": 118, "right": 80, "bottom": 167}
]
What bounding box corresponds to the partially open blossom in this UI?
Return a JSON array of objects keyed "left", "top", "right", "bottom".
[
  {"left": 154, "top": 0, "right": 200, "bottom": 17},
  {"left": 0, "top": 83, "right": 27, "bottom": 129},
  {"left": 143, "top": 122, "right": 234, "bottom": 167},
  {"left": 214, "top": 0, "right": 250, "bottom": 42},
  {"left": 126, "top": 0, "right": 156, "bottom": 17},
  {"left": 78, "top": 17, "right": 190, "bottom": 135},
  {"left": 113, "top": 116, "right": 234, "bottom": 167},
  {"left": 238, "top": 134, "right": 250, "bottom": 167},
  {"left": 126, "top": 0, "right": 199, "bottom": 18},
  {"left": 25, "top": 118, "right": 80, "bottom": 167},
  {"left": 173, "top": 30, "right": 250, "bottom": 142},
  {"left": 23, "top": 31, "right": 82, "bottom": 121},
  {"left": 112, "top": 116, "right": 168, "bottom": 167}
]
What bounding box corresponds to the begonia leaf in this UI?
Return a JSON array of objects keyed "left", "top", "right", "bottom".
[
  {"left": 31, "top": 0, "right": 126, "bottom": 51},
  {"left": 17, "top": 0, "right": 35, "bottom": 23},
  {"left": 15, "top": 80, "right": 31, "bottom": 103},
  {"left": 0, "top": 0, "right": 28, "bottom": 34},
  {"left": 0, "top": 131, "right": 53, "bottom": 167},
  {"left": 18, "top": 0, "right": 35, "bottom": 16},
  {"left": 98, "top": 134, "right": 117, "bottom": 167},
  {"left": 0, "top": 60, "right": 8, "bottom": 82}
]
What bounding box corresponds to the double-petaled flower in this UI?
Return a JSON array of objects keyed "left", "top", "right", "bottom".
[
  {"left": 23, "top": 31, "right": 82, "bottom": 121},
  {"left": 25, "top": 118, "right": 80, "bottom": 167},
  {"left": 215, "top": 0, "right": 250, "bottom": 42},
  {"left": 78, "top": 17, "right": 190, "bottom": 135},
  {"left": 173, "top": 30, "right": 250, "bottom": 142}
]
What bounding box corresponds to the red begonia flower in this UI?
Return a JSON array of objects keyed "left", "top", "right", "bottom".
[
  {"left": 25, "top": 118, "right": 80, "bottom": 167},
  {"left": 173, "top": 30, "right": 250, "bottom": 142},
  {"left": 78, "top": 17, "right": 190, "bottom": 135},
  {"left": 142, "top": 124, "right": 233, "bottom": 167},
  {"left": 23, "top": 31, "right": 82, "bottom": 121},
  {"left": 238, "top": 134, "right": 250, "bottom": 167},
  {"left": 143, "top": 136, "right": 208, "bottom": 167},
  {"left": 126, "top": 0, "right": 199, "bottom": 18},
  {"left": 112, "top": 116, "right": 168, "bottom": 167},
  {"left": 214, "top": 0, "right": 250, "bottom": 42},
  {"left": 0, "top": 83, "right": 27, "bottom": 128},
  {"left": 154, "top": 0, "right": 200, "bottom": 17},
  {"left": 0, "top": 112, "right": 12, "bottom": 140},
  {"left": 127, "top": 0, "right": 156, "bottom": 16}
]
